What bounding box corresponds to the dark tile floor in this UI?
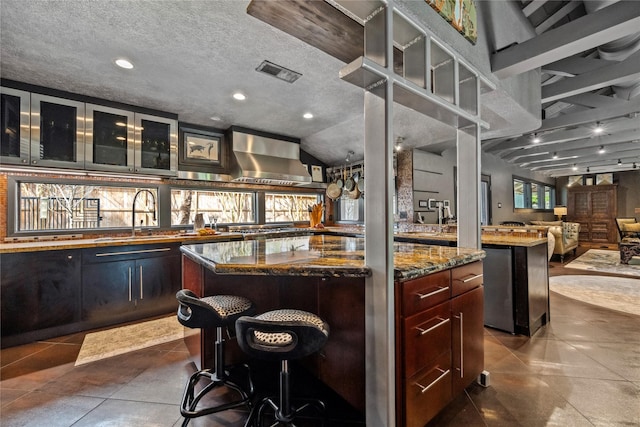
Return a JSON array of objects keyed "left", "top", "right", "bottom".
[{"left": 2, "top": 247, "right": 639, "bottom": 426}]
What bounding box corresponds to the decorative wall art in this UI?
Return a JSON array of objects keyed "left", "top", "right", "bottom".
[
  {"left": 425, "top": 0, "right": 478, "bottom": 44},
  {"left": 596, "top": 173, "right": 613, "bottom": 185},
  {"left": 568, "top": 175, "right": 583, "bottom": 186}
]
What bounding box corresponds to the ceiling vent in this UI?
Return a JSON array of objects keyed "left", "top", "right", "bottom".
[{"left": 256, "top": 60, "right": 302, "bottom": 83}]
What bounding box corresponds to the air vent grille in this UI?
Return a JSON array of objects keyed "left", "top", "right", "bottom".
[{"left": 256, "top": 60, "right": 302, "bottom": 83}]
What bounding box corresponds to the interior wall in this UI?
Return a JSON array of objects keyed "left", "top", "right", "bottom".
[{"left": 398, "top": 148, "right": 557, "bottom": 226}]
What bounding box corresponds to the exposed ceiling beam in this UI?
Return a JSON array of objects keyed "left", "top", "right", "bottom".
[
  {"left": 539, "top": 97, "right": 640, "bottom": 132},
  {"left": 561, "top": 93, "right": 628, "bottom": 109},
  {"left": 518, "top": 141, "right": 640, "bottom": 166},
  {"left": 523, "top": 0, "right": 549, "bottom": 18},
  {"left": 542, "top": 56, "right": 614, "bottom": 77},
  {"left": 535, "top": 0, "right": 582, "bottom": 35},
  {"left": 541, "top": 52, "right": 640, "bottom": 103},
  {"left": 532, "top": 150, "right": 640, "bottom": 171},
  {"left": 486, "top": 116, "right": 640, "bottom": 152},
  {"left": 491, "top": 1, "right": 640, "bottom": 79},
  {"left": 508, "top": 130, "right": 640, "bottom": 161}
]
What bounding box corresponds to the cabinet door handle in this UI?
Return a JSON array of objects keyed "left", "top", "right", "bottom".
[
  {"left": 459, "top": 273, "right": 483, "bottom": 283},
  {"left": 139, "top": 265, "right": 143, "bottom": 299},
  {"left": 128, "top": 267, "right": 132, "bottom": 302},
  {"left": 414, "top": 368, "right": 450, "bottom": 394},
  {"left": 95, "top": 248, "right": 171, "bottom": 257},
  {"left": 415, "top": 286, "right": 449, "bottom": 300},
  {"left": 414, "top": 317, "right": 450, "bottom": 336},
  {"left": 455, "top": 312, "right": 464, "bottom": 378}
]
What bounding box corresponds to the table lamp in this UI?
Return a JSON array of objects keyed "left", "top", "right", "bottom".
[{"left": 554, "top": 206, "right": 567, "bottom": 220}]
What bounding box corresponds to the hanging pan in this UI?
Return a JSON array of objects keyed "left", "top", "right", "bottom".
[
  {"left": 326, "top": 170, "right": 342, "bottom": 200},
  {"left": 345, "top": 165, "right": 356, "bottom": 191}
]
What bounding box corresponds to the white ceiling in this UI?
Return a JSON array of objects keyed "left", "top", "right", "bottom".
[
  {"left": 1, "top": 0, "right": 638, "bottom": 176},
  {"left": 485, "top": 0, "right": 640, "bottom": 177}
]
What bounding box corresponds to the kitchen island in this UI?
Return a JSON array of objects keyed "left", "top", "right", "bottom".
[
  {"left": 394, "top": 229, "right": 550, "bottom": 336},
  {"left": 180, "top": 234, "right": 485, "bottom": 426}
]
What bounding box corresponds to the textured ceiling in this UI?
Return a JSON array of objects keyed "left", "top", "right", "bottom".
[
  {"left": 0, "top": 0, "right": 528, "bottom": 169},
  {"left": 3, "top": 0, "right": 635, "bottom": 176}
]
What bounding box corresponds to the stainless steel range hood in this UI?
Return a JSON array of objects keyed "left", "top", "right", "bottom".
[{"left": 230, "top": 130, "right": 312, "bottom": 186}]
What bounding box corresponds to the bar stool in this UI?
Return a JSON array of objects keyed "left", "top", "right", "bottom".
[
  {"left": 176, "top": 289, "right": 256, "bottom": 426},
  {"left": 235, "top": 309, "right": 330, "bottom": 427}
]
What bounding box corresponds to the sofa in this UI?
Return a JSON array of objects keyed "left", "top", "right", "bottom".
[{"left": 531, "top": 221, "right": 581, "bottom": 263}]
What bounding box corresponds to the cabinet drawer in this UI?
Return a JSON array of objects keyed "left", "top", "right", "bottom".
[
  {"left": 401, "top": 270, "right": 450, "bottom": 316},
  {"left": 83, "top": 244, "right": 179, "bottom": 263},
  {"left": 451, "top": 261, "right": 483, "bottom": 297},
  {"left": 403, "top": 301, "right": 451, "bottom": 378},
  {"left": 403, "top": 351, "right": 452, "bottom": 427}
]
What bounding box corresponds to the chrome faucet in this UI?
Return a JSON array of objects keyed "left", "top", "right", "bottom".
[{"left": 132, "top": 189, "right": 157, "bottom": 237}]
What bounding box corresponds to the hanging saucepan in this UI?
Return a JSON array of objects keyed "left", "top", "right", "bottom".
[
  {"left": 345, "top": 165, "right": 356, "bottom": 192},
  {"left": 336, "top": 166, "right": 344, "bottom": 189},
  {"left": 326, "top": 170, "right": 342, "bottom": 200},
  {"left": 347, "top": 181, "right": 361, "bottom": 199},
  {"left": 357, "top": 171, "right": 364, "bottom": 193}
]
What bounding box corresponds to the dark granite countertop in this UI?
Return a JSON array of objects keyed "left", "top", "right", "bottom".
[{"left": 181, "top": 234, "right": 485, "bottom": 280}]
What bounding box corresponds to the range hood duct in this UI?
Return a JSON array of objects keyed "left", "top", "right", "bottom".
[{"left": 230, "top": 131, "right": 312, "bottom": 186}]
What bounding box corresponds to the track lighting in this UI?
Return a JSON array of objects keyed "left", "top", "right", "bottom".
[
  {"left": 586, "top": 167, "right": 590, "bottom": 173},
  {"left": 594, "top": 122, "right": 603, "bottom": 134},
  {"left": 572, "top": 164, "right": 577, "bottom": 171},
  {"left": 552, "top": 152, "right": 558, "bottom": 159},
  {"left": 633, "top": 162, "right": 637, "bottom": 169},
  {"left": 532, "top": 133, "right": 541, "bottom": 143},
  {"left": 618, "top": 159, "right": 622, "bottom": 166},
  {"left": 345, "top": 150, "right": 354, "bottom": 163},
  {"left": 598, "top": 146, "right": 605, "bottom": 154}
]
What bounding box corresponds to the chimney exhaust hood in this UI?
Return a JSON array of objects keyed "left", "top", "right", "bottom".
[{"left": 230, "top": 130, "right": 312, "bottom": 186}]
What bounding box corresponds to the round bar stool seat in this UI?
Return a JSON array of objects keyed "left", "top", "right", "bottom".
[
  {"left": 176, "top": 289, "right": 256, "bottom": 426},
  {"left": 236, "top": 309, "right": 329, "bottom": 427}
]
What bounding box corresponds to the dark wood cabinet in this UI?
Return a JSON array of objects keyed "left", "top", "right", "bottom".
[
  {"left": 1, "top": 249, "right": 81, "bottom": 347},
  {"left": 451, "top": 285, "right": 484, "bottom": 396},
  {"left": 567, "top": 184, "right": 617, "bottom": 243},
  {"left": 396, "top": 261, "right": 484, "bottom": 427},
  {"left": 82, "top": 244, "right": 181, "bottom": 327}
]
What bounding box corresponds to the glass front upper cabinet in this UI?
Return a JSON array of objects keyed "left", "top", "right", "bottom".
[
  {"left": 1, "top": 87, "right": 31, "bottom": 165},
  {"left": 31, "top": 93, "right": 85, "bottom": 168},
  {"left": 134, "top": 113, "right": 177, "bottom": 176},
  {"left": 86, "top": 106, "right": 176, "bottom": 176},
  {"left": 85, "top": 104, "right": 135, "bottom": 172}
]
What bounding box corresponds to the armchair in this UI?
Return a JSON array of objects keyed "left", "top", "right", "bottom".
[
  {"left": 549, "top": 222, "right": 581, "bottom": 263},
  {"left": 531, "top": 221, "right": 581, "bottom": 263},
  {"left": 615, "top": 217, "right": 640, "bottom": 240}
]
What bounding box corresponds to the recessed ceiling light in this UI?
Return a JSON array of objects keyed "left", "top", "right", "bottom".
[
  {"left": 572, "top": 164, "right": 578, "bottom": 171},
  {"left": 303, "top": 112, "right": 313, "bottom": 119},
  {"left": 115, "top": 58, "right": 134, "bottom": 69},
  {"left": 232, "top": 92, "right": 246, "bottom": 101}
]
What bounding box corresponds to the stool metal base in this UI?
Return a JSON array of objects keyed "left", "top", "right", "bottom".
[
  {"left": 180, "top": 326, "right": 254, "bottom": 426},
  {"left": 243, "top": 361, "right": 325, "bottom": 427}
]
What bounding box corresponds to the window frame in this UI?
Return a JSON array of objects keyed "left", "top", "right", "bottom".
[{"left": 512, "top": 175, "right": 555, "bottom": 212}]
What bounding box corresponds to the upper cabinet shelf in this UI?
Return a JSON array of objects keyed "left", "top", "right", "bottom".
[
  {"left": 1, "top": 85, "right": 178, "bottom": 176},
  {"left": 335, "top": 0, "right": 494, "bottom": 131}
]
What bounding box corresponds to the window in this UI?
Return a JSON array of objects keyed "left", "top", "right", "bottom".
[
  {"left": 17, "top": 181, "right": 157, "bottom": 232},
  {"left": 513, "top": 176, "right": 555, "bottom": 211},
  {"left": 170, "top": 189, "right": 255, "bottom": 226},
  {"left": 264, "top": 192, "right": 321, "bottom": 223}
]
